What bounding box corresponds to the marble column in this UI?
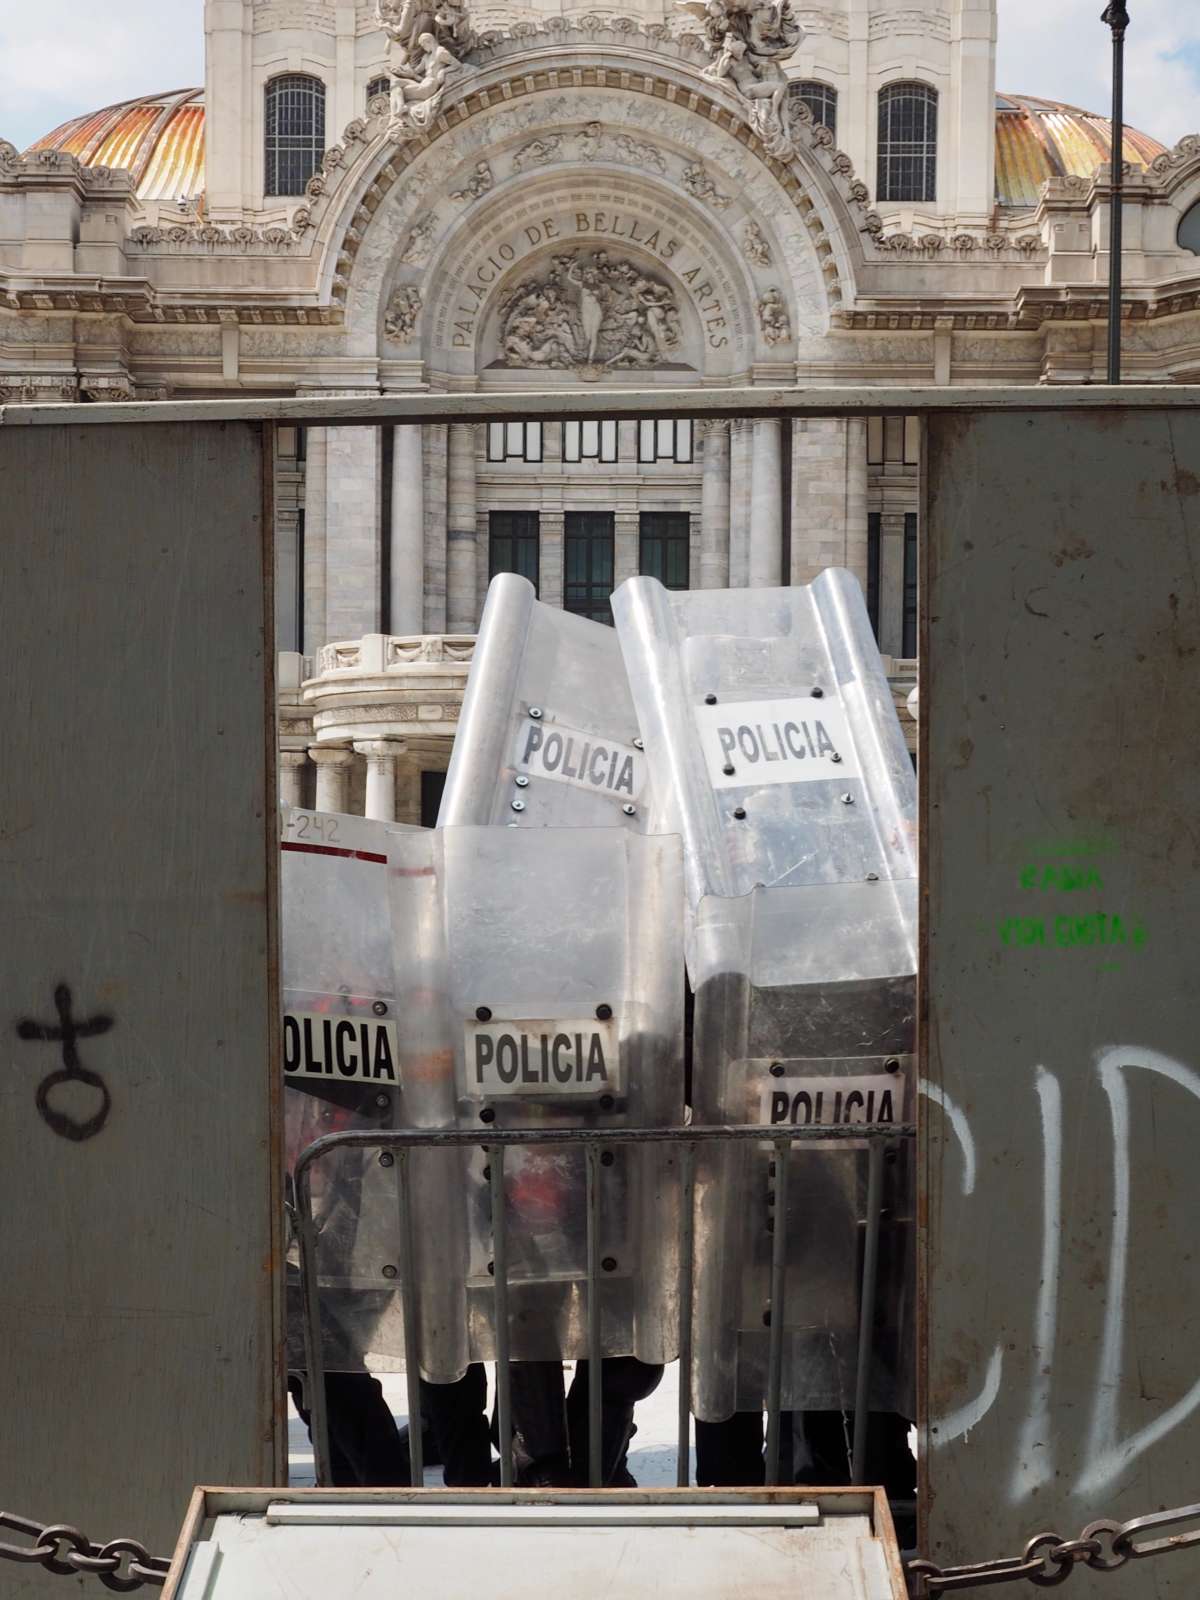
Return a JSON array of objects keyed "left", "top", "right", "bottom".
[
  {"left": 279, "top": 750, "right": 308, "bottom": 808},
  {"left": 446, "top": 423, "right": 478, "bottom": 633},
  {"left": 728, "top": 419, "right": 752, "bottom": 588},
  {"left": 423, "top": 424, "right": 448, "bottom": 633},
  {"left": 788, "top": 418, "right": 870, "bottom": 588},
  {"left": 395, "top": 754, "right": 424, "bottom": 826},
  {"left": 749, "top": 418, "right": 783, "bottom": 588},
  {"left": 700, "top": 419, "right": 731, "bottom": 589},
  {"left": 877, "top": 511, "right": 907, "bottom": 658},
  {"left": 309, "top": 746, "right": 354, "bottom": 815},
  {"left": 355, "top": 738, "right": 406, "bottom": 822},
  {"left": 390, "top": 425, "right": 425, "bottom": 635},
  {"left": 301, "top": 426, "right": 327, "bottom": 655},
  {"left": 843, "top": 417, "right": 870, "bottom": 596},
  {"left": 324, "top": 424, "right": 382, "bottom": 643}
]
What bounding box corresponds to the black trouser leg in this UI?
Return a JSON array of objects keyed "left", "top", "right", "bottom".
[
  {"left": 567, "top": 1358, "right": 664, "bottom": 1486},
  {"left": 288, "top": 1371, "right": 412, "bottom": 1487},
  {"left": 793, "top": 1410, "right": 916, "bottom": 1500},
  {"left": 506, "top": 1360, "right": 571, "bottom": 1485},
  {"left": 693, "top": 1413, "right": 765, "bottom": 1487},
  {"left": 423, "top": 1363, "right": 493, "bottom": 1487}
]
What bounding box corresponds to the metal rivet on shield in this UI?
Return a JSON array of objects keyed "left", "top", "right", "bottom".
[
  {"left": 633, "top": 737, "right": 644, "bottom": 750},
  {"left": 831, "top": 753, "right": 842, "bottom": 764},
  {"left": 379, "top": 1151, "right": 394, "bottom": 1168},
  {"left": 812, "top": 687, "right": 824, "bottom": 698},
  {"left": 375, "top": 1092, "right": 391, "bottom": 1109},
  {"left": 372, "top": 1000, "right": 388, "bottom": 1015},
  {"left": 601, "top": 1151, "right": 615, "bottom": 1167},
  {"left": 622, "top": 803, "right": 636, "bottom": 817},
  {"left": 885, "top": 1057, "right": 901, "bottom": 1074},
  {"left": 476, "top": 1006, "right": 492, "bottom": 1022},
  {"left": 733, "top": 806, "right": 746, "bottom": 820},
  {"left": 514, "top": 775, "right": 529, "bottom": 788},
  {"left": 599, "top": 1094, "right": 615, "bottom": 1112},
  {"left": 769, "top": 1062, "right": 784, "bottom": 1077},
  {"left": 866, "top": 872, "right": 879, "bottom": 882},
  {"left": 596, "top": 1004, "right": 613, "bottom": 1021},
  {"left": 529, "top": 707, "right": 543, "bottom": 720},
  {"left": 382, "top": 1265, "right": 398, "bottom": 1280},
  {"left": 840, "top": 793, "right": 854, "bottom": 805},
  {"left": 601, "top": 1256, "right": 618, "bottom": 1273},
  {"left": 480, "top": 1107, "right": 496, "bottom": 1124},
  {"left": 704, "top": 693, "right": 718, "bottom": 705},
  {"left": 511, "top": 799, "right": 526, "bottom": 813},
  {"left": 723, "top": 763, "right": 735, "bottom": 776}
]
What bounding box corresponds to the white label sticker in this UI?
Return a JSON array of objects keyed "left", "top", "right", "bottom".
[
  {"left": 760, "top": 1074, "right": 903, "bottom": 1127},
  {"left": 695, "top": 697, "right": 859, "bottom": 789},
  {"left": 466, "top": 1019, "right": 620, "bottom": 1096},
  {"left": 283, "top": 1011, "right": 400, "bottom": 1085},
  {"left": 513, "top": 716, "right": 646, "bottom": 802}
]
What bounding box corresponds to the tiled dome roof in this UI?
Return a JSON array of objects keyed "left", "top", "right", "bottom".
[
  {"left": 25, "top": 86, "right": 1169, "bottom": 212},
  {"left": 995, "top": 92, "right": 1167, "bottom": 207},
  {"left": 25, "top": 89, "right": 205, "bottom": 202}
]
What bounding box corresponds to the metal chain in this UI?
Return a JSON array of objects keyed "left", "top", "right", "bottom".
[
  {"left": 0, "top": 1512, "right": 170, "bottom": 1591},
  {"left": 908, "top": 1502, "right": 1200, "bottom": 1595}
]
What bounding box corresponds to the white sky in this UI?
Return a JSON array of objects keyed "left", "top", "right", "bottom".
[{"left": 0, "top": 0, "right": 1197, "bottom": 156}]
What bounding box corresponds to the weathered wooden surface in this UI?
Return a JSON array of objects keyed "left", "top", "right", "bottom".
[
  {"left": 0, "top": 421, "right": 282, "bottom": 1589},
  {"left": 2, "top": 385, "right": 1200, "bottom": 431},
  {"left": 921, "top": 409, "right": 1200, "bottom": 1593}
]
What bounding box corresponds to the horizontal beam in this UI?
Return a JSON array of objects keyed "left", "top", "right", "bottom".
[{"left": 3, "top": 384, "right": 1200, "bottom": 429}]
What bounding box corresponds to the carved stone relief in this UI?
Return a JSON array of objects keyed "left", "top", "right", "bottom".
[
  {"left": 757, "top": 286, "right": 791, "bottom": 344},
  {"left": 680, "top": 0, "right": 803, "bottom": 159},
  {"left": 741, "top": 219, "right": 773, "bottom": 266},
  {"left": 384, "top": 285, "right": 423, "bottom": 339},
  {"left": 682, "top": 163, "right": 732, "bottom": 209},
  {"left": 450, "top": 161, "right": 494, "bottom": 201},
  {"left": 376, "top": 0, "right": 473, "bottom": 142},
  {"left": 399, "top": 214, "right": 439, "bottom": 263},
  {"left": 493, "top": 249, "right": 686, "bottom": 373},
  {"left": 512, "top": 134, "right": 566, "bottom": 172}
]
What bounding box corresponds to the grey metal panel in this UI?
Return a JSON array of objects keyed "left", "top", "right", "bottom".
[
  {"left": 0, "top": 421, "right": 282, "bottom": 1589},
  {"left": 922, "top": 408, "right": 1200, "bottom": 1589}
]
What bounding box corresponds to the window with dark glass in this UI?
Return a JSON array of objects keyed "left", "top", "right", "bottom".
[
  {"left": 877, "top": 83, "right": 937, "bottom": 204},
  {"left": 367, "top": 75, "right": 390, "bottom": 103},
  {"left": 902, "top": 512, "right": 918, "bottom": 657},
  {"left": 867, "top": 512, "right": 881, "bottom": 640},
  {"left": 563, "top": 419, "right": 618, "bottom": 463},
  {"left": 487, "top": 422, "right": 543, "bottom": 462},
  {"left": 421, "top": 769, "right": 447, "bottom": 827},
  {"left": 640, "top": 512, "right": 690, "bottom": 590},
  {"left": 564, "top": 511, "right": 615, "bottom": 624},
  {"left": 265, "top": 74, "right": 326, "bottom": 196},
  {"left": 489, "top": 510, "right": 540, "bottom": 592},
  {"left": 790, "top": 80, "right": 837, "bottom": 138},
  {"left": 638, "top": 418, "right": 693, "bottom": 463}
]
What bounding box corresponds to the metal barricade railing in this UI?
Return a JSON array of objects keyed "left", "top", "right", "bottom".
[{"left": 292, "top": 1123, "right": 915, "bottom": 1491}]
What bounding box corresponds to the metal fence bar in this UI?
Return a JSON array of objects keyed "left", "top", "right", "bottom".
[
  {"left": 489, "top": 1145, "right": 513, "bottom": 1488},
  {"left": 586, "top": 1141, "right": 603, "bottom": 1488},
  {"left": 763, "top": 1135, "right": 792, "bottom": 1486},
  {"left": 395, "top": 1150, "right": 424, "bottom": 1487},
  {"left": 295, "top": 1123, "right": 914, "bottom": 1160},
  {"left": 676, "top": 1141, "right": 696, "bottom": 1488},
  {"left": 851, "top": 1137, "right": 886, "bottom": 1485},
  {"left": 294, "top": 1163, "right": 334, "bottom": 1488}
]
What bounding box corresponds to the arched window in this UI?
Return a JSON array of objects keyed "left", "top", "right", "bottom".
[
  {"left": 264, "top": 73, "right": 326, "bottom": 197},
  {"left": 366, "top": 74, "right": 390, "bottom": 104},
  {"left": 1179, "top": 200, "right": 1200, "bottom": 255},
  {"left": 877, "top": 82, "right": 937, "bottom": 204},
  {"left": 790, "top": 80, "right": 837, "bottom": 139}
]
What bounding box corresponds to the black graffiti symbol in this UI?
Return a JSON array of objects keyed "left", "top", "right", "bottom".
[{"left": 16, "top": 984, "right": 115, "bottom": 1142}]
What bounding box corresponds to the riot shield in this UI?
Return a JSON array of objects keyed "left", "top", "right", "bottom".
[
  {"left": 439, "top": 572, "right": 651, "bottom": 830},
  {"left": 612, "top": 574, "right": 917, "bottom": 1422},
  {"left": 388, "top": 824, "right": 685, "bottom": 1381},
  {"left": 280, "top": 806, "right": 410, "bottom": 1373}
]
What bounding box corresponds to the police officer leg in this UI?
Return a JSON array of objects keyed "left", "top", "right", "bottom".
[
  {"left": 506, "top": 1361, "right": 570, "bottom": 1485},
  {"left": 566, "top": 1358, "right": 663, "bottom": 1486},
  {"left": 423, "top": 1363, "right": 493, "bottom": 1487},
  {"left": 288, "top": 1371, "right": 412, "bottom": 1487},
  {"left": 693, "top": 1414, "right": 766, "bottom": 1486}
]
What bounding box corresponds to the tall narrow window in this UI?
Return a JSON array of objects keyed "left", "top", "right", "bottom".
[
  {"left": 638, "top": 419, "right": 693, "bottom": 464},
  {"left": 265, "top": 74, "right": 326, "bottom": 197},
  {"left": 489, "top": 511, "right": 540, "bottom": 592},
  {"left": 640, "top": 512, "right": 690, "bottom": 590},
  {"left": 790, "top": 81, "right": 837, "bottom": 139},
  {"left": 487, "top": 422, "right": 543, "bottom": 462},
  {"left": 877, "top": 83, "right": 937, "bottom": 204},
  {"left": 564, "top": 511, "right": 615, "bottom": 624},
  {"left": 366, "top": 75, "right": 390, "bottom": 104},
  {"left": 901, "top": 512, "right": 918, "bottom": 657},
  {"left": 563, "top": 419, "right": 618, "bottom": 463},
  {"left": 867, "top": 512, "right": 881, "bottom": 641}
]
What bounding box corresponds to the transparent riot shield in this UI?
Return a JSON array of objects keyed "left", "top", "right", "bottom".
[
  {"left": 612, "top": 574, "right": 917, "bottom": 1422},
  {"left": 439, "top": 572, "right": 651, "bottom": 830},
  {"left": 281, "top": 806, "right": 410, "bottom": 1373},
  {"left": 387, "top": 825, "right": 685, "bottom": 1381}
]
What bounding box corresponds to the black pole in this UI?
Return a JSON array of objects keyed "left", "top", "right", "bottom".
[{"left": 1101, "top": 2, "right": 1130, "bottom": 383}]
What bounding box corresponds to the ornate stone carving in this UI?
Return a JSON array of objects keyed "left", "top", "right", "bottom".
[
  {"left": 609, "top": 129, "right": 668, "bottom": 175},
  {"left": 757, "top": 286, "right": 790, "bottom": 344},
  {"left": 494, "top": 250, "right": 684, "bottom": 373},
  {"left": 450, "top": 160, "right": 493, "bottom": 201},
  {"left": 377, "top": 0, "right": 473, "bottom": 143},
  {"left": 384, "top": 285, "right": 422, "bottom": 339},
  {"left": 680, "top": 0, "right": 803, "bottom": 157},
  {"left": 400, "top": 213, "right": 439, "bottom": 263},
  {"left": 512, "top": 134, "right": 566, "bottom": 172},
  {"left": 741, "top": 219, "right": 772, "bottom": 265},
  {"left": 682, "top": 162, "right": 731, "bottom": 208}
]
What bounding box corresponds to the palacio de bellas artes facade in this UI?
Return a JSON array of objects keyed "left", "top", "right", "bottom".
[{"left": 4, "top": 0, "right": 1200, "bottom": 821}]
